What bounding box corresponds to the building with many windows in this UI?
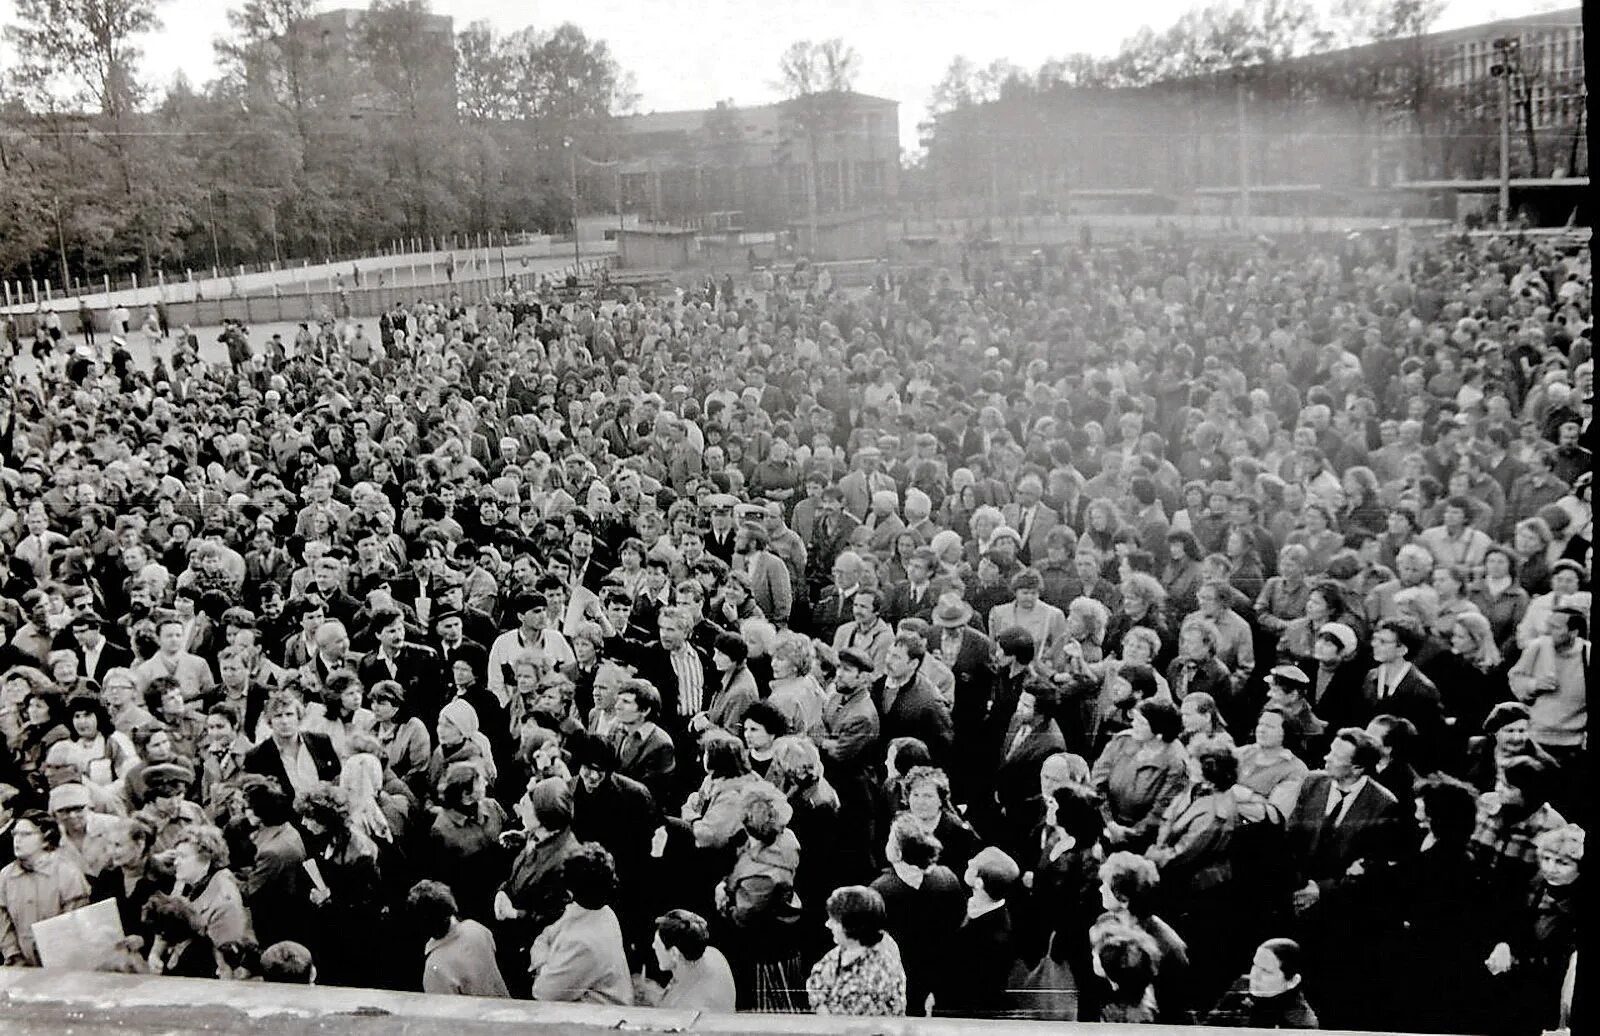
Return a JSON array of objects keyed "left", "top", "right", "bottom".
[
  {"left": 603, "top": 92, "right": 901, "bottom": 230},
  {"left": 920, "top": 7, "right": 1583, "bottom": 217}
]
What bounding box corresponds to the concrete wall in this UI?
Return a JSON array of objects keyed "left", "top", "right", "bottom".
[{"left": 0, "top": 968, "right": 1346, "bottom": 1035}]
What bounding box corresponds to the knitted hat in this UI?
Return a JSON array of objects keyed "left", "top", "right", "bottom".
[
  {"left": 528, "top": 776, "right": 573, "bottom": 830},
  {"left": 438, "top": 698, "right": 480, "bottom": 739}
]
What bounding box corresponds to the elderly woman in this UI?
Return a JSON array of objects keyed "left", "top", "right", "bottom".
[
  {"left": 900, "top": 765, "right": 982, "bottom": 875},
  {"left": 1235, "top": 706, "right": 1309, "bottom": 816},
  {"left": 717, "top": 780, "right": 806, "bottom": 1012},
  {"left": 1064, "top": 596, "right": 1111, "bottom": 666},
  {"left": 1481, "top": 824, "right": 1582, "bottom": 1036},
  {"left": 692, "top": 632, "right": 760, "bottom": 740},
  {"left": 88, "top": 815, "right": 160, "bottom": 945},
  {"left": 806, "top": 885, "right": 907, "bottom": 1017},
  {"left": 1462, "top": 702, "right": 1560, "bottom": 794},
  {"left": 1092, "top": 699, "right": 1190, "bottom": 851},
  {"left": 170, "top": 824, "right": 250, "bottom": 947},
  {"left": 1166, "top": 617, "right": 1232, "bottom": 713},
  {"left": 1256, "top": 545, "right": 1313, "bottom": 637},
  {"left": 767, "top": 632, "right": 826, "bottom": 735},
  {"left": 0, "top": 812, "right": 92, "bottom": 966},
  {"left": 989, "top": 569, "right": 1069, "bottom": 660},
  {"left": 740, "top": 618, "right": 780, "bottom": 700}
]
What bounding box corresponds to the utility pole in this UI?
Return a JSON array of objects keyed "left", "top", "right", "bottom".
[
  {"left": 1236, "top": 74, "right": 1250, "bottom": 234},
  {"left": 1492, "top": 37, "right": 1516, "bottom": 228},
  {"left": 567, "top": 139, "right": 581, "bottom": 269}
]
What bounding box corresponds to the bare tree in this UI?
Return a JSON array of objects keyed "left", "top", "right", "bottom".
[{"left": 777, "top": 38, "right": 860, "bottom": 245}]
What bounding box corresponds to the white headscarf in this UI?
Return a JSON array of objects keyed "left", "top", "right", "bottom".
[{"left": 339, "top": 753, "right": 394, "bottom": 845}]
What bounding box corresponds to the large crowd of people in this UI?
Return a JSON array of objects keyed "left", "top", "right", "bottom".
[{"left": 0, "top": 228, "right": 1588, "bottom": 1032}]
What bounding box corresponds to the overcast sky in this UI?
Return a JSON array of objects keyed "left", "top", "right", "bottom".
[{"left": 0, "top": 0, "right": 1558, "bottom": 149}]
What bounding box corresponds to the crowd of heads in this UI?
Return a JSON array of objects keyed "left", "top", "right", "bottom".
[{"left": 0, "top": 229, "right": 1589, "bottom": 1028}]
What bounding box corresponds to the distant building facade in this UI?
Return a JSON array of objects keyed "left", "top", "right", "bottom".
[
  {"left": 604, "top": 91, "right": 901, "bottom": 230},
  {"left": 921, "top": 7, "right": 1583, "bottom": 215}
]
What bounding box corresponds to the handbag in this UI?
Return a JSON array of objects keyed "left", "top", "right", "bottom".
[{"left": 1006, "top": 932, "right": 1079, "bottom": 1021}]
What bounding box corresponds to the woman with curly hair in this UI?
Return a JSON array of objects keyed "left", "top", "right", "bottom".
[
  {"left": 1105, "top": 572, "right": 1173, "bottom": 671},
  {"left": 899, "top": 765, "right": 982, "bottom": 875},
  {"left": 1095, "top": 852, "right": 1190, "bottom": 1022},
  {"left": 16, "top": 689, "right": 69, "bottom": 800},
  {"left": 715, "top": 779, "right": 806, "bottom": 1012},
  {"left": 295, "top": 781, "right": 384, "bottom": 987},
  {"left": 770, "top": 735, "right": 841, "bottom": 913},
  {"left": 767, "top": 632, "right": 826, "bottom": 735},
  {"left": 806, "top": 885, "right": 906, "bottom": 1017},
  {"left": 171, "top": 824, "right": 250, "bottom": 948},
  {"left": 1163, "top": 531, "right": 1206, "bottom": 618}
]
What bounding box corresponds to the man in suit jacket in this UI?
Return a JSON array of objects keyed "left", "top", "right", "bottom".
[
  {"left": 1358, "top": 618, "right": 1446, "bottom": 771},
  {"left": 621, "top": 607, "right": 712, "bottom": 743},
  {"left": 431, "top": 609, "right": 488, "bottom": 685},
  {"left": 68, "top": 613, "right": 134, "bottom": 685},
  {"left": 883, "top": 549, "right": 940, "bottom": 626},
  {"left": 809, "top": 551, "right": 866, "bottom": 643},
  {"left": 818, "top": 649, "right": 883, "bottom": 877},
  {"left": 358, "top": 607, "right": 451, "bottom": 733},
  {"left": 836, "top": 447, "right": 898, "bottom": 522},
  {"left": 929, "top": 598, "right": 999, "bottom": 780},
  {"left": 733, "top": 524, "right": 793, "bottom": 628},
  {"left": 605, "top": 680, "right": 677, "bottom": 810},
  {"left": 1001, "top": 476, "right": 1059, "bottom": 566},
  {"left": 857, "top": 490, "right": 907, "bottom": 557},
  {"left": 872, "top": 632, "right": 955, "bottom": 768},
  {"left": 244, "top": 694, "right": 343, "bottom": 795},
  {"left": 934, "top": 847, "right": 1022, "bottom": 1019},
  {"left": 1285, "top": 727, "right": 1405, "bottom": 1030}
]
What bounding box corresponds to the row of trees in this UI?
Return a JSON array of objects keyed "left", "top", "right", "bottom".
[
  {"left": 0, "top": 0, "right": 637, "bottom": 292},
  {"left": 918, "top": 0, "right": 1586, "bottom": 213}
]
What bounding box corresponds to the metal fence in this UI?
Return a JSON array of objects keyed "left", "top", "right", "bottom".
[{"left": 4, "top": 257, "right": 615, "bottom": 336}]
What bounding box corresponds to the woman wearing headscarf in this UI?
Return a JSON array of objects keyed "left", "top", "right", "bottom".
[{"left": 427, "top": 697, "right": 497, "bottom": 797}]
